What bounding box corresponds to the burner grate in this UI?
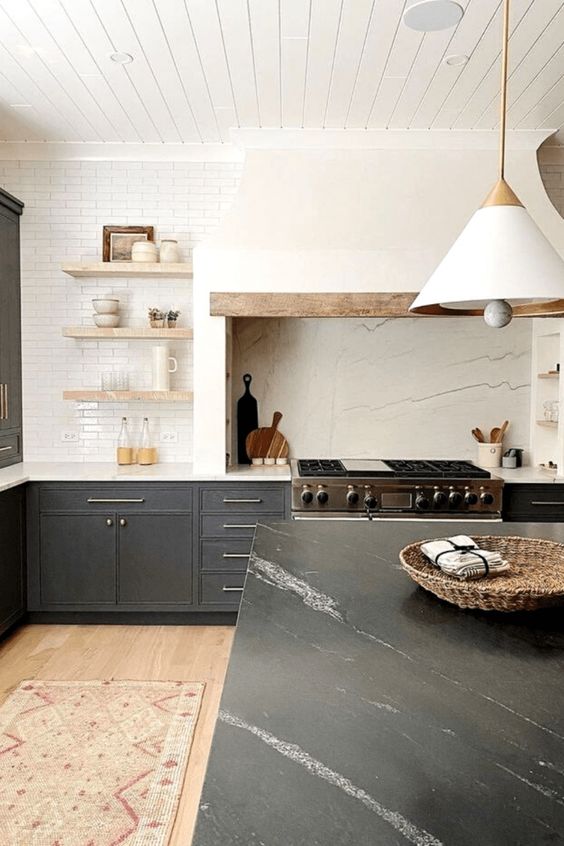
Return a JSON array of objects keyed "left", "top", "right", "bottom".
[{"left": 297, "top": 459, "right": 346, "bottom": 477}]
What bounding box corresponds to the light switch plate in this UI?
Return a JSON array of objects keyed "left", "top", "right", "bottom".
[{"left": 160, "top": 431, "right": 178, "bottom": 443}]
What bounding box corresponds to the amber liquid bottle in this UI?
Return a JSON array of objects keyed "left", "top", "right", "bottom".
[
  {"left": 138, "top": 417, "right": 158, "bottom": 465},
  {"left": 116, "top": 417, "right": 134, "bottom": 465}
]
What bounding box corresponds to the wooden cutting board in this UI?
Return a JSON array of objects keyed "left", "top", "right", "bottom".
[{"left": 245, "top": 411, "right": 289, "bottom": 460}]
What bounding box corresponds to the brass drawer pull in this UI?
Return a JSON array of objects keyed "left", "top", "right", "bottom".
[
  {"left": 222, "top": 553, "right": 249, "bottom": 559},
  {"left": 87, "top": 498, "right": 145, "bottom": 504},
  {"left": 0, "top": 445, "right": 13, "bottom": 453},
  {"left": 0, "top": 384, "right": 7, "bottom": 420},
  {"left": 531, "top": 501, "right": 563, "bottom": 506},
  {"left": 222, "top": 586, "right": 244, "bottom": 592},
  {"left": 222, "top": 498, "right": 262, "bottom": 504},
  {"left": 222, "top": 523, "right": 256, "bottom": 529}
]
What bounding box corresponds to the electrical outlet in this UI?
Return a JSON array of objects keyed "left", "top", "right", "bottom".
[
  {"left": 61, "top": 431, "right": 79, "bottom": 442},
  {"left": 160, "top": 431, "right": 178, "bottom": 443}
]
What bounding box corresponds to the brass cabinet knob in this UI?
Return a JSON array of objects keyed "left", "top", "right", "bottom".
[
  {"left": 119, "top": 518, "right": 127, "bottom": 527},
  {"left": 106, "top": 518, "right": 113, "bottom": 527}
]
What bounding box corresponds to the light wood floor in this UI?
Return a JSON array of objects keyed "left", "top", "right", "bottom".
[{"left": 0, "top": 623, "right": 235, "bottom": 845}]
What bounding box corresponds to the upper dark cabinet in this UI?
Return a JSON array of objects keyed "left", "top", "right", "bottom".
[{"left": 0, "top": 188, "right": 24, "bottom": 468}]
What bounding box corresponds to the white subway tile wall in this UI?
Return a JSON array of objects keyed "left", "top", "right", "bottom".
[
  {"left": 0, "top": 159, "right": 242, "bottom": 462},
  {"left": 0, "top": 156, "right": 560, "bottom": 463}
]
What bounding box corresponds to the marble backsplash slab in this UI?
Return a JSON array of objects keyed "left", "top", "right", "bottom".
[{"left": 232, "top": 317, "right": 531, "bottom": 461}]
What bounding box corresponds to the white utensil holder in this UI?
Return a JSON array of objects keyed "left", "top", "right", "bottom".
[{"left": 477, "top": 443, "right": 502, "bottom": 468}]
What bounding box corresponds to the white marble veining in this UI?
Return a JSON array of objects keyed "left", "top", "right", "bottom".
[
  {"left": 233, "top": 317, "right": 532, "bottom": 461},
  {"left": 0, "top": 461, "right": 290, "bottom": 494},
  {"left": 217, "top": 710, "right": 443, "bottom": 846}
]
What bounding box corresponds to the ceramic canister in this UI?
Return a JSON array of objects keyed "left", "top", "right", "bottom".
[
  {"left": 152, "top": 345, "right": 178, "bottom": 391},
  {"left": 131, "top": 240, "right": 158, "bottom": 262},
  {"left": 159, "top": 239, "right": 180, "bottom": 263}
]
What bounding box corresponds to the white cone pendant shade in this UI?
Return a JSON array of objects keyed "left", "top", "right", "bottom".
[
  {"left": 409, "top": 0, "right": 564, "bottom": 322},
  {"left": 410, "top": 187, "right": 564, "bottom": 316}
]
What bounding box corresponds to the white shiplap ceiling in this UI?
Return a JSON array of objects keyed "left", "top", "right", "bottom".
[{"left": 0, "top": 0, "right": 563, "bottom": 144}]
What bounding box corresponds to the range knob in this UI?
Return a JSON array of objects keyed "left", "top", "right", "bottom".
[
  {"left": 364, "top": 494, "right": 377, "bottom": 510},
  {"left": 316, "top": 487, "right": 329, "bottom": 505},
  {"left": 480, "top": 491, "right": 495, "bottom": 506},
  {"left": 347, "top": 487, "right": 359, "bottom": 506},
  {"left": 415, "top": 493, "right": 430, "bottom": 511},
  {"left": 301, "top": 487, "right": 314, "bottom": 504},
  {"left": 433, "top": 489, "right": 447, "bottom": 508},
  {"left": 464, "top": 490, "right": 478, "bottom": 506},
  {"left": 448, "top": 488, "right": 463, "bottom": 508}
]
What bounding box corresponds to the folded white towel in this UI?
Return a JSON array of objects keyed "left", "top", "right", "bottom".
[{"left": 420, "top": 535, "right": 510, "bottom": 580}]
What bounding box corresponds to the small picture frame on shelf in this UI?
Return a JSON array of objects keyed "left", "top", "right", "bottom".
[{"left": 103, "top": 225, "right": 154, "bottom": 262}]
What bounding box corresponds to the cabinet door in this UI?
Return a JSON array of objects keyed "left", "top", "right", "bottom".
[
  {"left": 0, "top": 487, "right": 24, "bottom": 633},
  {"left": 40, "top": 514, "right": 116, "bottom": 605},
  {"left": 118, "top": 513, "right": 192, "bottom": 604},
  {"left": 0, "top": 208, "right": 21, "bottom": 432}
]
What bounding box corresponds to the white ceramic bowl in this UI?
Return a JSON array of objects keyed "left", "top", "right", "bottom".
[
  {"left": 92, "top": 298, "right": 120, "bottom": 314},
  {"left": 131, "top": 241, "right": 158, "bottom": 263},
  {"left": 93, "top": 313, "right": 120, "bottom": 328}
]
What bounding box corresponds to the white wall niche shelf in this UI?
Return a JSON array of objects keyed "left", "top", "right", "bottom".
[
  {"left": 61, "top": 261, "right": 193, "bottom": 279},
  {"left": 63, "top": 327, "right": 193, "bottom": 340},
  {"left": 530, "top": 319, "right": 564, "bottom": 474},
  {"left": 63, "top": 390, "right": 193, "bottom": 402}
]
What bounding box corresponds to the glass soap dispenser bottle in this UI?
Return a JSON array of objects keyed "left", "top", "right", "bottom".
[
  {"left": 116, "top": 417, "right": 133, "bottom": 465},
  {"left": 138, "top": 417, "right": 158, "bottom": 465}
]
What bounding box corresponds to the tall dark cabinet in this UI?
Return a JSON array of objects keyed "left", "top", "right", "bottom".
[{"left": 0, "top": 188, "right": 24, "bottom": 468}]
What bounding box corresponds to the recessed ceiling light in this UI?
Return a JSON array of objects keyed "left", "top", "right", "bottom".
[
  {"left": 444, "top": 53, "right": 469, "bottom": 66},
  {"left": 109, "top": 52, "right": 134, "bottom": 65},
  {"left": 403, "top": 0, "right": 464, "bottom": 32}
]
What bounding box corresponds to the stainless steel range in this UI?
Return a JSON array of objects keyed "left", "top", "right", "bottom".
[{"left": 291, "top": 459, "right": 503, "bottom": 520}]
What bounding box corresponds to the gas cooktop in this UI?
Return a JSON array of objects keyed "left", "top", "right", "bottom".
[{"left": 296, "top": 458, "right": 491, "bottom": 479}]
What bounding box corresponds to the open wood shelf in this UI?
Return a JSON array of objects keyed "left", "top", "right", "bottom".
[
  {"left": 537, "top": 371, "right": 560, "bottom": 379},
  {"left": 63, "top": 390, "right": 193, "bottom": 402},
  {"left": 536, "top": 419, "right": 558, "bottom": 428},
  {"left": 62, "top": 261, "right": 193, "bottom": 279},
  {"left": 63, "top": 326, "right": 192, "bottom": 340}
]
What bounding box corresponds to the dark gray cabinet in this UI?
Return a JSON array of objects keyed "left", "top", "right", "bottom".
[
  {"left": 28, "top": 483, "right": 194, "bottom": 613},
  {"left": 0, "top": 189, "right": 24, "bottom": 468},
  {"left": 118, "top": 513, "right": 192, "bottom": 604},
  {"left": 197, "top": 484, "right": 289, "bottom": 612},
  {"left": 0, "top": 486, "right": 25, "bottom": 635},
  {"left": 27, "top": 480, "right": 290, "bottom": 619},
  {"left": 503, "top": 483, "right": 564, "bottom": 521},
  {"left": 40, "top": 514, "right": 116, "bottom": 605}
]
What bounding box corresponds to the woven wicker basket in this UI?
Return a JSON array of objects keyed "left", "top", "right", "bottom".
[{"left": 399, "top": 535, "right": 564, "bottom": 612}]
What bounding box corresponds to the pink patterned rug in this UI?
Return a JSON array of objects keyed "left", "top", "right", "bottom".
[{"left": 0, "top": 679, "right": 204, "bottom": 846}]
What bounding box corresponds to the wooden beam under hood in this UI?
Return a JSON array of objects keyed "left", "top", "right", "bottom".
[
  {"left": 211, "top": 292, "right": 421, "bottom": 318},
  {"left": 210, "top": 292, "right": 564, "bottom": 319}
]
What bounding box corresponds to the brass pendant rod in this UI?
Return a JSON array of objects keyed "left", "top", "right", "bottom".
[{"left": 499, "top": 0, "right": 510, "bottom": 180}]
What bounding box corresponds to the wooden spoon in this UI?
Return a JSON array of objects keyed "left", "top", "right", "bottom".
[
  {"left": 497, "top": 420, "right": 509, "bottom": 443},
  {"left": 471, "top": 429, "right": 482, "bottom": 443},
  {"left": 490, "top": 427, "right": 500, "bottom": 443},
  {"left": 473, "top": 427, "right": 485, "bottom": 443}
]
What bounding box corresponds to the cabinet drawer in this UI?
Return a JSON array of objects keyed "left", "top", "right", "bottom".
[
  {"left": 201, "top": 539, "right": 252, "bottom": 572},
  {"left": 503, "top": 484, "right": 564, "bottom": 520},
  {"left": 39, "top": 484, "right": 192, "bottom": 513},
  {"left": 0, "top": 431, "right": 21, "bottom": 465},
  {"left": 200, "top": 572, "right": 246, "bottom": 605},
  {"left": 200, "top": 486, "right": 285, "bottom": 514},
  {"left": 200, "top": 512, "right": 281, "bottom": 539}
]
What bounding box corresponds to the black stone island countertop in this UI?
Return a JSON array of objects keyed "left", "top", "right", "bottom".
[{"left": 194, "top": 520, "right": 564, "bottom": 846}]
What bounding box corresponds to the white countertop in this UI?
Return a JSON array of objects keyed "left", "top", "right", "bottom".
[
  {"left": 0, "top": 461, "right": 560, "bottom": 495},
  {"left": 0, "top": 461, "right": 291, "bottom": 494},
  {"left": 492, "top": 466, "right": 560, "bottom": 484}
]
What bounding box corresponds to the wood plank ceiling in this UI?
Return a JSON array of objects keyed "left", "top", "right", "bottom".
[{"left": 0, "top": 0, "right": 562, "bottom": 144}]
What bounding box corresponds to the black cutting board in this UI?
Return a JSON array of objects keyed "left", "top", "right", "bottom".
[{"left": 237, "top": 373, "right": 258, "bottom": 464}]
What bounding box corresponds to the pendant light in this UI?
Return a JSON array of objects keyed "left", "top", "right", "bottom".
[{"left": 409, "top": 0, "right": 564, "bottom": 327}]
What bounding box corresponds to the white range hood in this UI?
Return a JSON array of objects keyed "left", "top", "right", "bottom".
[{"left": 192, "top": 130, "right": 564, "bottom": 473}]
